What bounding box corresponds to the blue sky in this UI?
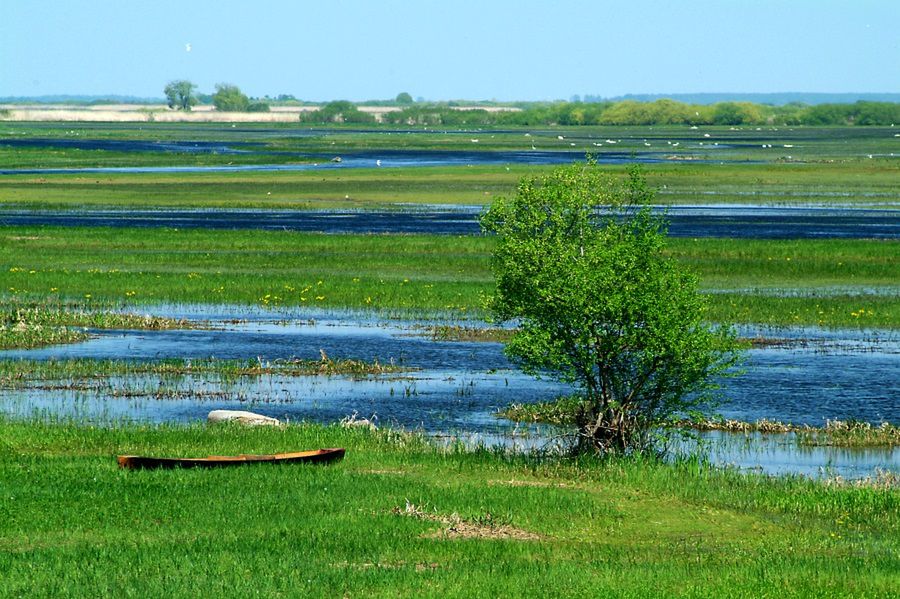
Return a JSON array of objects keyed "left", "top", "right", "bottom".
[{"left": 2, "top": 0, "right": 897, "bottom": 100}]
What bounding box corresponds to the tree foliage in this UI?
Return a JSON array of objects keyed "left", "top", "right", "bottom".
[
  {"left": 212, "top": 83, "right": 250, "bottom": 112},
  {"left": 298, "top": 101, "right": 375, "bottom": 124},
  {"left": 379, "top": 99, "right": 900, "bottom": 127},
  {"left": 164, "top": 80, "right": 197, "bottom": 111},
  {"left": 211, "top": 83, "right": 270, "bottom": 112},
  {"left": 480, "top": 162, "right": 742, "bottom": 454}
]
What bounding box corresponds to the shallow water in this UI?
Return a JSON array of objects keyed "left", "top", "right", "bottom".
[
  {"left": 676, "top": 431, "right": 898, "bottom": 479},
  {"left": 0, "top": 310, "right": 897, "bottom": 477},
  {"left": 4, "top": 316, "right": 897, "bottom": 426},
  {"left": 2, "top": 204, "right": 898, "bottom": 238}
]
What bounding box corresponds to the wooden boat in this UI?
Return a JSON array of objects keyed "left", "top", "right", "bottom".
[{"left": 117, "top": 448, "right": 345, "bottom": 470}]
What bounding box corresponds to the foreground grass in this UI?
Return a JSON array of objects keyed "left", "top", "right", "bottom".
[
  {"left": 0, "top": 227, "right": 897, "bottom": 327},
  {"left": 0, "top": 419, "right": 897, "bottom": 597}
]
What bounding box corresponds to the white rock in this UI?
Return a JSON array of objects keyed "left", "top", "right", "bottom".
[{"left": 207, "top": 410, "right": 281, "bottom": 427}]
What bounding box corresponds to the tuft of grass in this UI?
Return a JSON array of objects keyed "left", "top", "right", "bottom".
[
  {"left": 0, "top": 299, "right": 190, "bottom": 349},
  {"left": 798, "top": 420, "right": 900, "bottom": 448},
  {"left": 501, "top": 401, "right": 900, "bottom": 448},
  {"left": 420, "top": 324, "right": 514, "bottom": 343},
  {"left": 0, "top": 356, "right": 408, "bottom": 389},
  {"left": 498, "top": 396, "right": 585, "bottom": 426}
]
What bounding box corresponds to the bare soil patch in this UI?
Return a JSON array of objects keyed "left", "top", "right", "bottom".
[{"left": 392, "top": 501, "right": 543, "bottom": 541}]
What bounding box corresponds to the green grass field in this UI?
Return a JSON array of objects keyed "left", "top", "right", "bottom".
[
  {"left": 2, "top": 123, "right": 898, "bottom": 210},
  {"left": 1, "top": 162, "right": 897, "bottom": 210},
  {"left": 0, "top": 419, "right": 896, "bottom": 598},
  {"left": 1, "top": 228, "right": 896, "bottom": 327}
]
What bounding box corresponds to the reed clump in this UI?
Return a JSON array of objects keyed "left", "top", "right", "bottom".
[
  {"left": 0, "top": 300, "right": 190, "bottom": 349},
  {"left": 501, "top": 399, "right": 900, "bottom": 448}
]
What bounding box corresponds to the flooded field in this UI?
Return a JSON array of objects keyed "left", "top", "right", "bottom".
[
  {"left": 3, "top": 204, "right": 898, "bottom": 238},
  {"left": 1, "top": 307, "right": 896, "bottom": 478}
]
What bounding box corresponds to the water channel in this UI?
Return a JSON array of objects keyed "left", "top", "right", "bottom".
[{"left": 3, "top": 205, "right": 899, "bottom": 239}]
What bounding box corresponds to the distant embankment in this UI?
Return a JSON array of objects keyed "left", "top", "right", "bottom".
[{"left": 0, "top": 104, "right": 519, "bottom": 123}]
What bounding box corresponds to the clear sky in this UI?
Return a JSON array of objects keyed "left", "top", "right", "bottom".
[{"left": 1, "top": 0, "right": 897, "bottom": 101}]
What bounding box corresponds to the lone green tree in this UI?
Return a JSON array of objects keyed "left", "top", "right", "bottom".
[
  {"left": 480, "top": 161, "right": 742, "bottom": 454},
  {"left": 164, "top": 80, "right": 197, "bottom": 111},
  {"left": 212, "top": 83, "right": 250, "bottom": 112}
]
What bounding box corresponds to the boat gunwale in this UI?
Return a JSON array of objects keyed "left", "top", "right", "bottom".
[{"left": 117, "top": 448, "right": 345, "bottom": 469}]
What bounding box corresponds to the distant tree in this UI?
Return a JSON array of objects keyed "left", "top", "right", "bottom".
[
  {"left": 246, "top": 101, "right": 271, "bottom": 112},
  {"left": 299, "top": 101, "right": 375, "bottom": 124},
  {"left": 712, "top": 102, "right": 762, "bottom": 125},
  {"left": 164, "top": 80, "right": 197, "bottom": 111},
  {"left": 480, "top": 161, "right": 742, "bottom": 454},
  {"left": 853, "top": 101, "right": 900, "bottom": 126},
  {"left": 801, "top": 103, "right": 853, "bottom": 126},
  {"left": 395, "top": 92, "right": 414, "bottom": 105},
  {"left": 212, "top": 83, "right": 250, "bottom": 112}
]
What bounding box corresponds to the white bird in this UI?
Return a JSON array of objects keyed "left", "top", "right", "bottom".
[
  {"left": 557, "top": 135, "right": 564, "bottom": 140},
  {"left": 375, "top": 159, "right": 382, "bottom": 167},
  {"left": 185, "top": 43, "right": 192, "bottom": 52},
  {"left": 470, "top": 139, "right": 479, "bottom": 143}
]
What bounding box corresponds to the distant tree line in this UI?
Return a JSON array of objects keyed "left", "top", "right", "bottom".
[
  {"left": 161, "top": 81, "right": 900, "bottom": 126},
  {"left": 375, "top": 100, "right": 900, "bottom": 127}
]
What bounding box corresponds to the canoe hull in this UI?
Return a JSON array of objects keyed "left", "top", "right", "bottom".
[{"left": 117, "top": 448, "right": 345, "bottom": 470}]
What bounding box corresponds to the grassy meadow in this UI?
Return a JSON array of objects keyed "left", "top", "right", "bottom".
[
  {"left": 2, "top": 161, "right": 898, "bottom": 210},
  {"left": 0, "top": 227, "right": 896, "bottom": 328},
  {"left": 0, "top": 419, "right": 897, "bottom": 598}
]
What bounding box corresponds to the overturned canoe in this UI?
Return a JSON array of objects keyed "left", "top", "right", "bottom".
[{"left": 117, "top": 448, "right": 345, "bottom": 470}]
